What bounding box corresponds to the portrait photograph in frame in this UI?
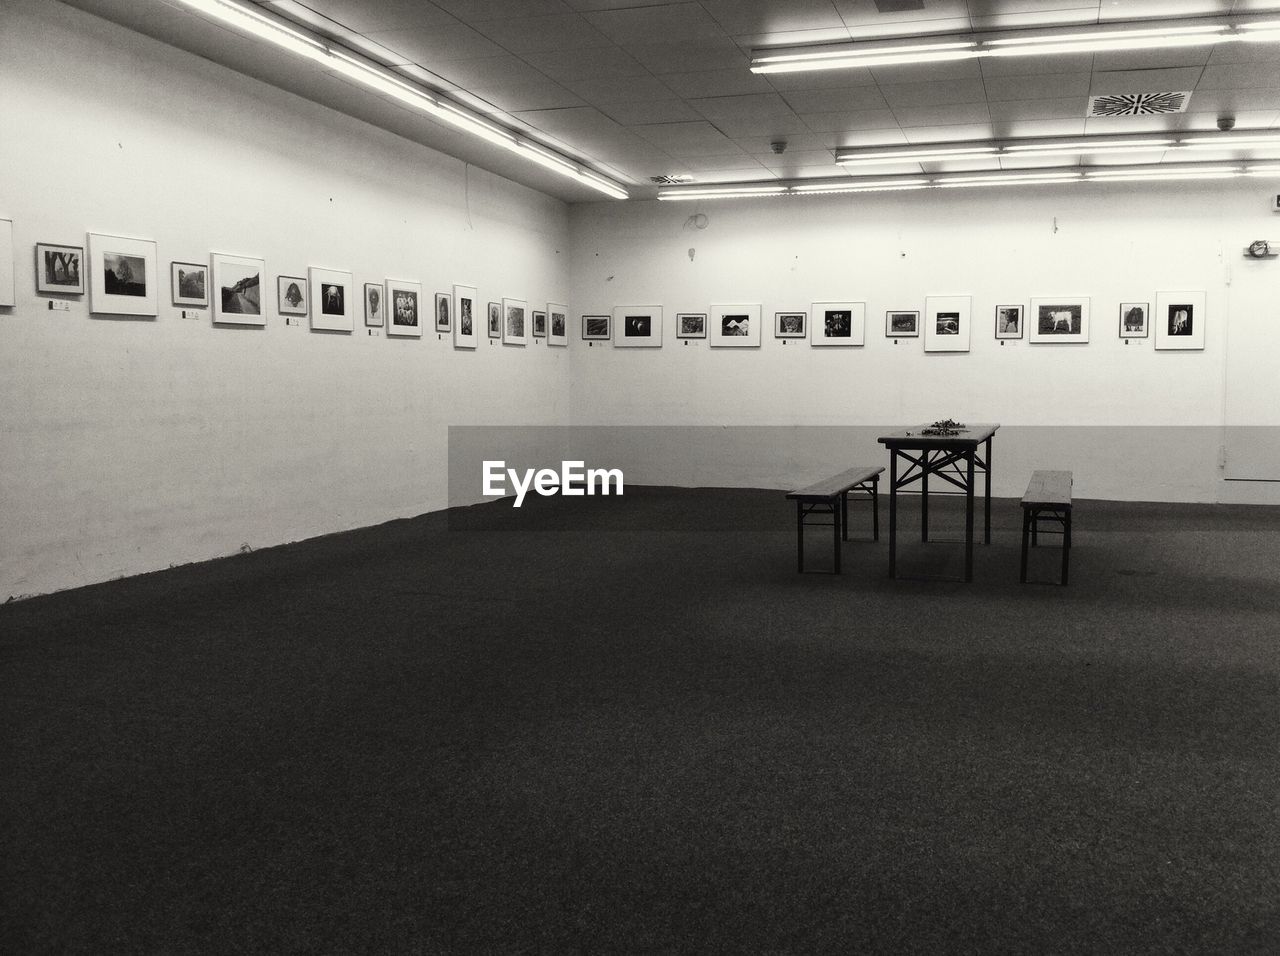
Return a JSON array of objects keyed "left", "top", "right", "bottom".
[
  {"left": 488, "top": 301, "right": 501, "bottom": 338},
  {"left": 547, "top": 302, "right": 568, "bottom": 347},
  {"left": 1029, "top": 297, "right": 1090, "bottom": 344},
  {"left": 1155, "top": 291, "right": 1206, "bottom": 350},
  {"left": 364, "top": 282, "right": 384, "bottom": 327},
  {"left": 709, "top": 303, "right": 761, "bottom": 348},
  {"left": 38, "top": 243, "right": 85, "bottom": 296},
  {"left": 582, "top": 314, "right": 610, "bottom": 340},
  {"left": 532, "top": 310, "right": 547, "bottom": 339},
  {"left": 454, "top": 284, "right": 478, "bottom": 349},
  {"left": 386, "top": 279, "right": 423, "bottom": 338},
  {"left": 812, "top": 301, "right": 865, "bottom": 347},
  {"left": 886, "top": 311, "right": 919, "bottom": 337},
  {"left": 995, "top": 304, "right": 1023, "bottom": 340},
  {"left": 435, "top": 292, "right": 450, "bottom": 332},
  {"left": 1119, "top": 302, "right": 1149, "bottom": 339},
  {"left": 775, "top": 312, "right": 806, "bottom": 339},
  {"left": 614, "top": 305, "right": 663, "bottom": 347},
  {"left": 211, "top": 253, "right": 265, "bottom": 326},
  {"left": 308, "top": 266, "right": 353, "bottom": 332},
  {"left": 277, "top": 275, "right": 308, "bottom": 316},
  {"left": 503, "top": 297, "right": 528, "bottom": 346},
  {"left": 87, "top": 231, "right": 158, "bottom": 317},
  {"left": 923, "top": 294, "right": 972, "bottom": 352},
  {"left": 676, "top": 313, "right": 707, "bottom": 339}
]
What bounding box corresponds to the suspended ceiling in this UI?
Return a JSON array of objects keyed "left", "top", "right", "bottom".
[{"left": 58, "top": 0, "right": 1280, "bottom": 201}]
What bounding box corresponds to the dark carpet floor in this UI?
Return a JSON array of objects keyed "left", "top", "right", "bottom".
[{"left": 2, "top": 488, "right": 1278, "bottom": 955}]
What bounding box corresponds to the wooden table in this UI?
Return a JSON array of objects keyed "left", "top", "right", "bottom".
[{"left": 877, "top": 423, "right": 999, "bottom": 582}]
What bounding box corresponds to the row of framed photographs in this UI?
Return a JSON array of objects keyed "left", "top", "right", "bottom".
[
  {"left": 21, "top": 231, "right": 569, "bottom": 347},
  {"left": 583, "top": 294, "right": 1207, "bottom": 351}
]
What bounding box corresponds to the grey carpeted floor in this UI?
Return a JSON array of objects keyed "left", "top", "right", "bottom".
[{"left": 2, "top": 488, "right": 1278, "bottom": 954}]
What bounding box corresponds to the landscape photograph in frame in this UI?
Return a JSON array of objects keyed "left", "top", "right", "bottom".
[
  {"left": 87, "top": 232, "right": 158, "bottom": 317},
  {"left": 39, "top": 243, "right": 85, "bottom": 296},
  {"left": 211, "top": 253, "right": 265, "bottom": 326}
]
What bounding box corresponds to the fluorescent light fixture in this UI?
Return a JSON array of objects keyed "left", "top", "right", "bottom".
[
  {"left": 657, "top": 186, "right": 788, "bottom": 201},
  {"left": 1003, "top": 138, "right": 1174, "bottom": 157},
  {"left": 167, "top": 0, "right": 629, "bottom": 199},
  {"left": 936, "top": 171, "right": 1084, "bottom": 188},
  {"left": 751, "top": 15, "right": 1278, "bottom": 74},
  {"left": 1181, "top": 134, "right": 1280, "bottom": 148},
  {"left": 836, "top": 145, "right": 1000, "bottom": 166},
  {"left": 1246, "top": 164, "right": 1280, "bottom": 175},
  {"left": 1084, "top": 165, "right": 1243, "bottom": 181},
  {"left": 791, "top": 179, "right": 929, "bottom": 193}
]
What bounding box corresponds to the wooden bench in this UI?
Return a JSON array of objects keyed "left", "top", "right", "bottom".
[
  {"left": 786, "top": 466, "right": 884, "bottom": 574},
  {"left": 1020, "top": 470, "right": 1073, "bottom": 585}
]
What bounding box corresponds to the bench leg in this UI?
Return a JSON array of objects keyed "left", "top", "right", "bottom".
[
  {"left": 833, "top": 499, "right": 842, "bottom": 574},
  {"left": 1061, "top": 510, "right": 1071, "bottom": 586},
  {"left": 964, "top": 451, "right": 975, "bottom": 583},
  {"left": 1020, "top": 507, "right": 1030, "bottom": 583},
  {"left": 889, "top": 453, "right": 898, "bottom": 578},
  {"left": 921, "top": 462, "right": 929, "bottom": 543},
  {"left": 1032, "top": 515, "right": 1038, "bottom": 547},
  {"left": 796, "top": 501, "right": 804, "bottom": 574},
  {"left": 841, "top": 490, "right": 849, "bottom": 542},
  {"left": 872, "top": 476, "right": 880, "bottom": 542}
]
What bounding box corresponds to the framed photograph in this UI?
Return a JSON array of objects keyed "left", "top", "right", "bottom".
[
  {"left": 386, "top": 279, "right": 423, "bottom": 337},
  {"left": 582, "top": 314, "right": 610, "bottom": 340},
  {"left": 995, "top": 304, "right": 1023, "bottom": 340},
  {"left": 1120, "top": 302, "right": 1149, "bottom": 339},
  {"left": 503, "top": 297, "right": 528, "bottom": 346},
  {"left": 775, "top": 311, "right": 806, "bottom": 338},
  {"left": 364, "top": 282, "right": 384, "bottom": 327},
  {"left": 547, "top": 302, "right": 568, "bottom": 347},
  {"left": 710, "top": 303, "right": 762, "bottom": 348},
  {"left": 87, "top": 232, "right": 158, "bottom": 317},
  {"left": 211, "top": 253, "right": 265, "bottom": 325},
  {"left": 886, "top": 310, "right": 919, "bottom": 337},
  {"left": 924, "top": 295, "right": 972, "bottom": 352},
  {"left": 171, "top": 261, "right": 207, "bottom": 307},
  {"left": 38, "top": 243, "right": 85, "bottom": 295},
  {"left": 1029, "top": 297, "right": 1090, "bottom": 344},
  {"left": 488, "top": 301, "right": 501, "bottom": 338},
  {"left": 812, "top": 301, "right": 865, "bottom": 346},
  {"left": 532, "top": 310, "right": 547, "bottom": 338},
  {"left": 454, "top": 284, "right": 478, "bottom": 349},
  {"left": 0, "top": 219, "right": 13, "bottom": 307},
  {"left": 277, "top": 276, "right": 308, "bottom": 316},
  {"left": 1155, "top": 291, "right": 1206, "bottom": 350},
  {"left": 308, "top": 267, "right": 353, "bottom": 332},
  {"left": 435, "top": 292, "right": 451, "bottom": 332},
  {"left": 614, "top": 305, "right": 663, "bottom": 347},
  {"left": 676, "top": 312, "right": 707, "bottom": 339}
]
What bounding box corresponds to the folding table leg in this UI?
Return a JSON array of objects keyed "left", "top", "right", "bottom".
[
  {"left": 796, "top": 501, "right": 804, "bottom": 574},
  {"left": 872, "top": 477, "right": 880, "bottom": 542},
  {"left": 964, "top": 451, "right": 975, "bottom": 582},
  {"left": 1020, "top": 508, "right": 1030, "bottom": 583},
  {"left": 1061, "top": 509, "right": 1071, "bottom": 586},
  {"left": 841, "top": 490, "right": 849, "bottom": 542},
  {"left": 889, "top": 453, "right": 898, "bottom": 578},
  {"left": 833, "top": 501, "right": 842, "bottom": 574}
]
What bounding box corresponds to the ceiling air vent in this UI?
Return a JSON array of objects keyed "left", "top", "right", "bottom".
[
  {"left": 650, "top": 174, "right": 694, "bottom": 185},
  {"left": 1088, "top": 92, "right": 1191, "bottom": 117}
]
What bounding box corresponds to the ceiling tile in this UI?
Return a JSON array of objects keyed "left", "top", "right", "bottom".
[
  {"left": 520, "top": 46, "right": 649, "bottom": 82},
  {"left": 688, "top": 92, "right": 803, "bottom": 123},
  {"left": 433, "top": 0, "right": 574, "bottom": 21},
  {"left": 699, "top": 0, "right": 847, "bottom": 35},
  {"left": 991, "top": 118, "right": 1088, "bottom": 138},
  {"left": 900, "top": 123, "right": 995, "bottom": 143},
  {"left": 1206, "top": 41, "right": 1280, "bottom": 67},
  {"left": 986, "top": 97, "right": 1089, "bottom": 121},
  {"left": 563, "top": 0, "right": 676, "bottom": 9},
  {"left": 431, "top": 55, "right": 549, "bottom": 89},
  {"left": 1178, "top": 89, "right": 1280, "bottom": 113},
  {"left": 712, "top": 115, "right": 815, "bottom": 137},
  {"left": 969, "top": 7, "right": 1098, "bottom": 29},
  {"left": 669, "top": 154, "right": 772, "bottom": 173},
  {"left": 469, "top": 80, "right": 585, "bottom": 111},
  {"left": 984, "top": 72, "right": 1091, "bottom": 102},
  {"left": 979, "top": 53, "right": 1094, "bottom": 78},
  {"left": 364, "top": 23, "right": 507, "bottom": 62},
  {"left": 473, "top": 13, "right": 613, "bottom": 53},
  {"left": 1091, "top": 68, "right": 1206, "bottom": 94},
  {"left": 585, "top": 3, "right": 725, "bottom": 43},
  {"left": 879, "top": 79, "right": 989, "bottom": 109},
  {"left": 782, "top": 87, "right": 890, "bottom": 113},
  {"left": 680, "top": 167, "right": 779, "bottom": 183},
  {"left": 764, "top": 67, "right": 879, "bottom": 91},
  {"left": 892, "top": 103, "right": 992, "bottom": 127},
  {"left": 832, "top": 128, "right": 910, "bottom": 148},
  {"left": 561, "top": 74, "right": 678, "bottom": 104},
  {"left": 1098, "top": 0, "right": 1230, "bottom": 19},
  {"left": 1083, "top": 114, "right": 1183, "bottom": 134},
  {"left": 624, "top": 38, "right": 750, "bottom": 73},
  {"left": 276, "top": 0, "right": 461, "bottom": 33},
  {"left": 1179, "top": 110, "right": 1280, "bottom": 131},
  {"left": 1198, "top": 63, "right": 1280, "bottom": 91},
  {"left": 660, "top": 69, "right": 776, "bottom": 99},
  {"left": 632, "top": 120, "right": 743, "bottom": 155},
  {"left": 737, "top": 133, "right": 831, "bottom": 154},
  {"left": 754, "top": 148, "right": 837, "bottom": 167},
  {"left": 800, "top": 108, "right": 901, "bottom": 132},
  {"left": 1090, "top": 49, "right": 1213, "bottom": 72},
  {"left": 600, "top": 99, "right": 705, "bottom": 125},
  {"left": 867, "top": 60, "right": 984, "bottom": 84},
  {"left": 512, "top": 105, "right": 628, "bottom": 139},
  {"left": 734, "top": 27, "right": 853, "bottom": 48}
]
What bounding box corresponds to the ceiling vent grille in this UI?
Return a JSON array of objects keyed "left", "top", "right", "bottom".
[
  {"left": 1088, "top": 92, "right": 1191, "bottom": 117},
  {"left": 650, "top": 174, "right": 694, "bottom": 185}
]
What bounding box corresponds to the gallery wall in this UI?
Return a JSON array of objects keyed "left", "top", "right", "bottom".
[
  {"left": 0, "top": 0, "right": 572, "bottom": 599},
  {"left": 568, "top": 181, "right": 1280, "bottom": 506}
]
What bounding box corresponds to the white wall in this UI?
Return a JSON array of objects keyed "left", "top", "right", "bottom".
[
  {"left": 568, "top": 182, "right": 1280, "bottom": 505},
  {"left": 0, "top": 0, "right": 571, "bottom": 599}
]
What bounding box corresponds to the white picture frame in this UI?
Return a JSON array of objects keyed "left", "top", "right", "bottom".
[
  {"left": 1029, "top": 296, "right": 1090, "bottom": 344},
  {"left": 532, "top": 310, "right": 547, "bottom": 339},
  {"left": 614, "top": 305, "right": 663, "bottom": 347},
  {"left": 924, "top": 295, "right": 972, "bottom": 353},
  {"left": 211, "top": 253, "right": 266, "bottom": 326},
  {"left": 453, "top": 284, "right": 478, "bottom": 348},
  {"left": 308, "top": 266, "right": 353, "bottom": 332},
  {"left": 435, "top": 292, "right": 451, "bottom": 333},
  {"left": 1154, "top": 291, "right": 1206, "bottom": 351},
  {"left": 995, "top": 304, "right": 1024, "bottom": 340},
  {"left": 386, "top": 279, "right": 423, "bottom": 337},
  {"left": 811, "top": 301, "right": 865, "bottom": 346},
  {"left": 547, "top": 302, "right": 568, "bottom": 347},
  {"left": 503, "top": 297, "right": 528, "bottom": 346},
  {"left": 364, "top": 282, "right": 384, "bottom": 327},
  {"left": 87, "top": 231, "right": 158, "bottom": 317},
  {"left": 0, "top": 218, "right": 13, "bottom": 307},
  {"left": 709, "top": 303, "right": 761, "bottom": 347}
]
